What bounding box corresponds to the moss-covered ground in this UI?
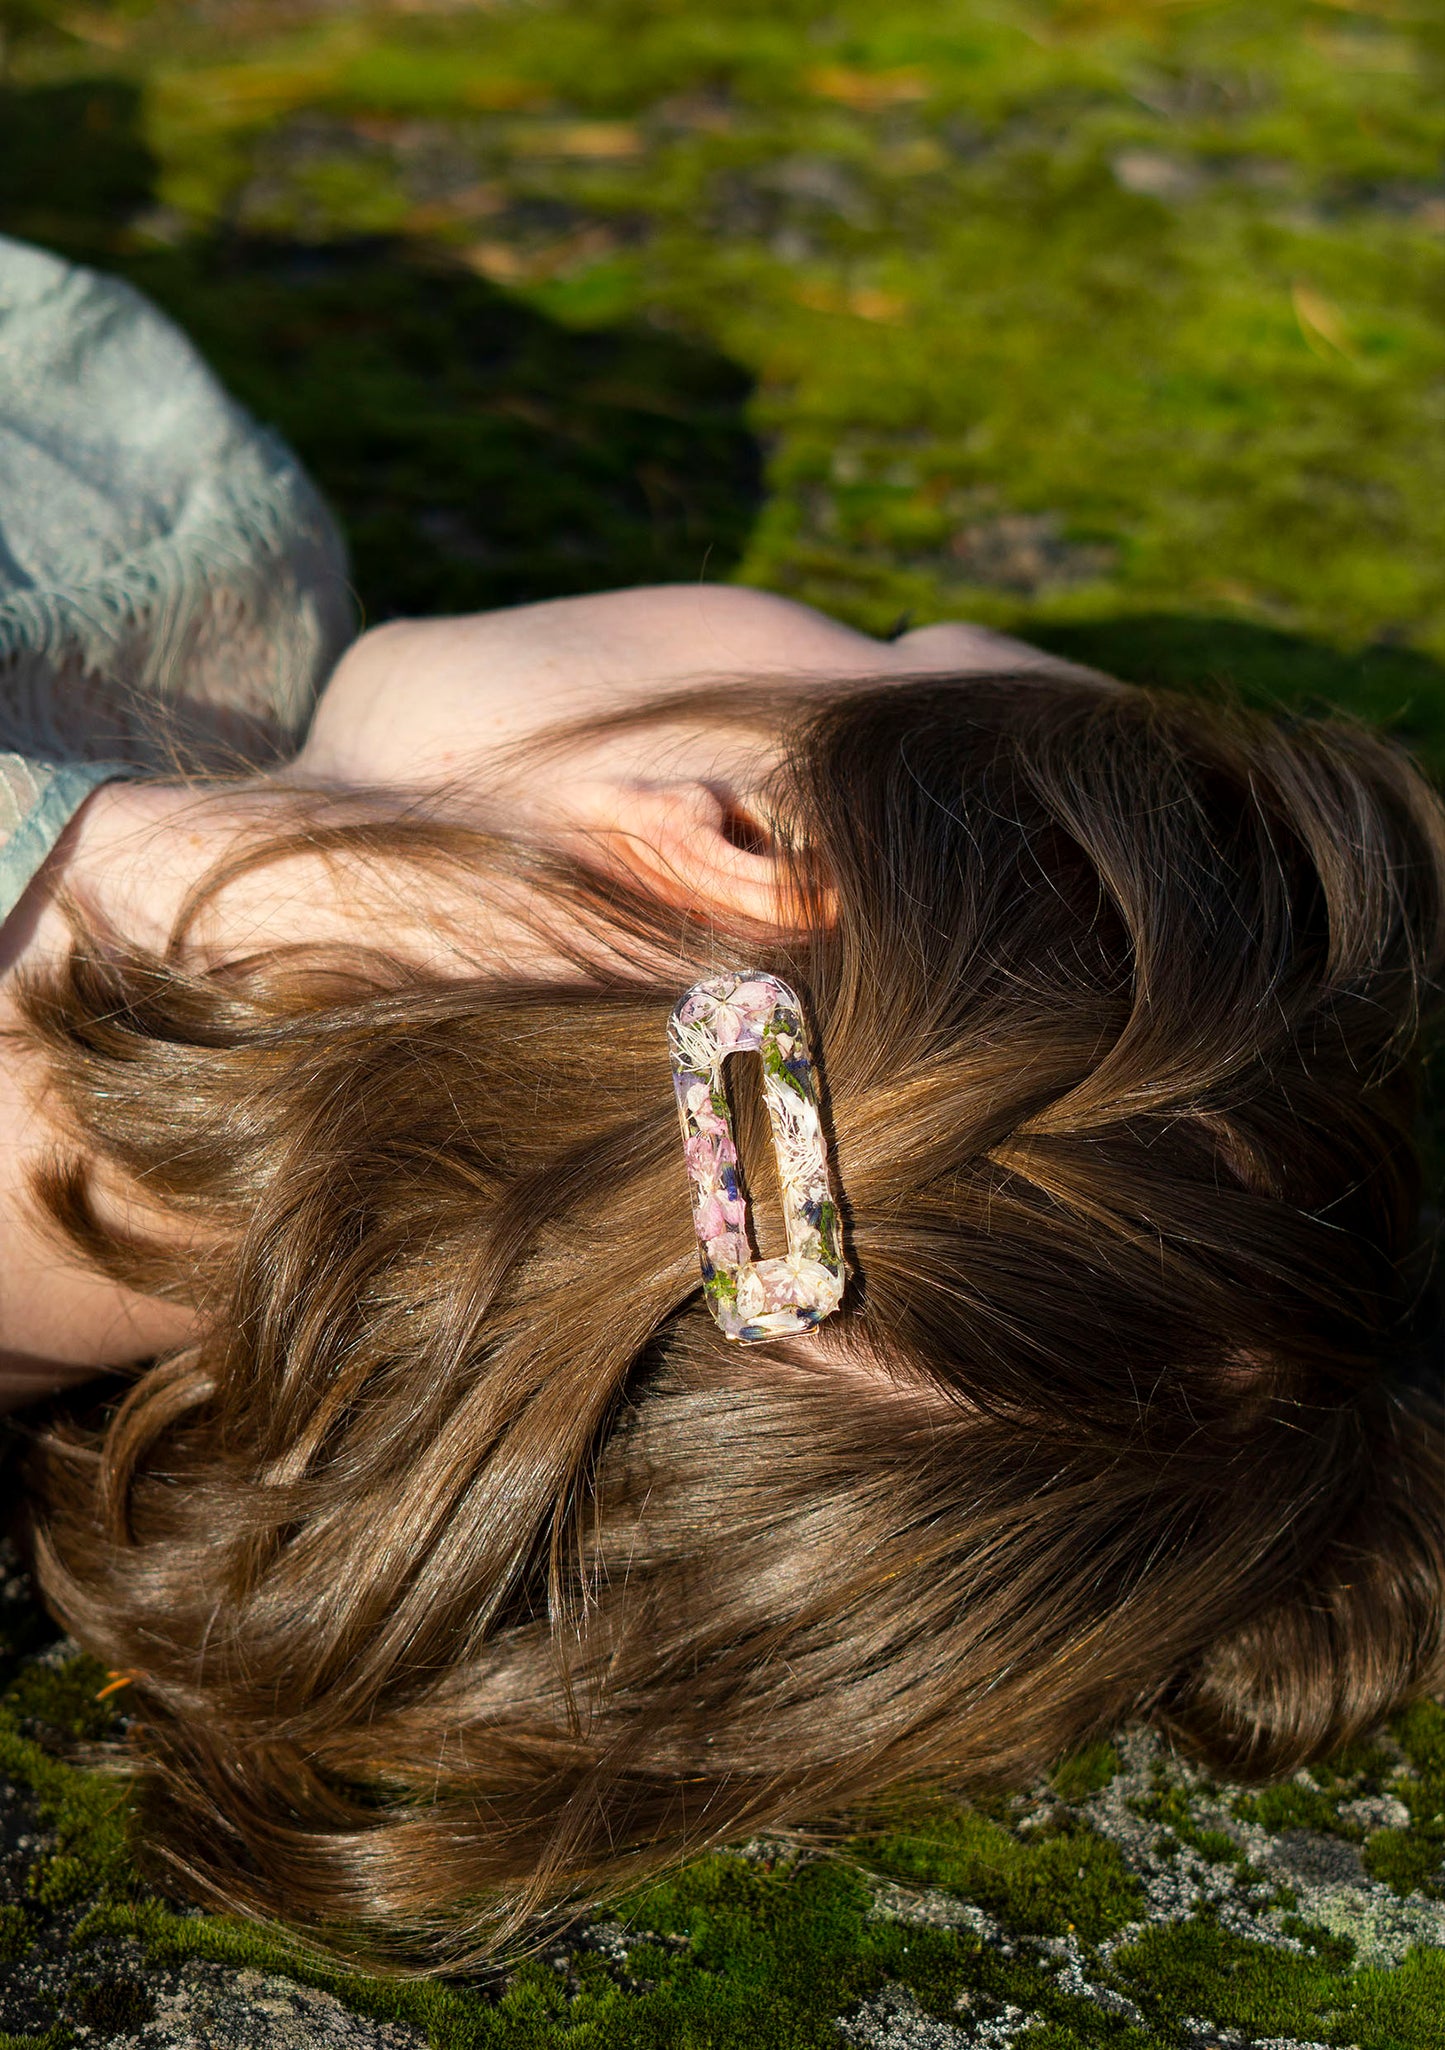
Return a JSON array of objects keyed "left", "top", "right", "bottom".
[
  {"left": 1, "top": 1539, "right": 1443, "bottom": 2046},
  {"left": 0, "top": 1, "right": 1443, "bottom": 2042}
]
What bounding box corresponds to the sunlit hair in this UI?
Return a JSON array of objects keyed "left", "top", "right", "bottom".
[{"left": 16, "top": 672, "right": 1445, "bottom": 1970}]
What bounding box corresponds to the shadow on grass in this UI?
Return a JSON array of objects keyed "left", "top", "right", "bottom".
[
  {"left": 0, "top": 78, "right": 765, "bottom": 624},
  {"left": 114, "top": 237, "right": 766, "bottom": 622},
  {"left": 1034, "top": 614, "right": 1445, "bottom": 775},
  {"left": 8, "top": 82, "right": 1445, "bottom": 737}
]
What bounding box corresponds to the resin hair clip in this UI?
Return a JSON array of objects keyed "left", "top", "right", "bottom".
[{"left": 669, "top": 971, "right": 846, "bottom": 1342}]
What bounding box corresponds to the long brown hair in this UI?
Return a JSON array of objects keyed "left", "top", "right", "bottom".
[{"left": 17, "top": 672, "right": 1445, "bottom": 1969}]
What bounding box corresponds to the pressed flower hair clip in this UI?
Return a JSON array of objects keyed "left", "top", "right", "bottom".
[{"left": 668, "top": 971, "right": 847, "bottom": 1341}]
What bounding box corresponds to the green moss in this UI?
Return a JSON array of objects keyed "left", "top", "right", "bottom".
[
  {"left": 4, "top": 1654, "right": 125, "bottom": 1748},
  {"left": 1051, "top": 1740, "right": 1121, "bottom": 1805},
  {"left": 67, "top": 1974, "right": 154, "bottom": 2037},
  {"left": 1312, "top": 1735, "right": 1404, "bottom": 1796},
  {"left": 1395, "top": 1699, "right": 1445, "bottom": 1781},
  {"left": 0, "top": 1690, "right": 142, "bottom": 1972},
  {"left": 1352, "top": 1947, "right": 1445, "bottom": 2047},
  {"left": 0, "top": 1905, "right": 31, "bottom": 1962},
  {"left": 611, "top": 1849, "right": 1140, "bottom": 2047},
  {"left": 1276, "top": 1915, "right": 1360, "bottom": 1972},
  {"left": 1113, "top": 1916, "right": 1445, "bottom": 2048},
  {"left": 846, "top": 1792, "right": 1145, "bottom": 1940},
  {"left": 0, "top": 1617, "right": 1441, "bottom": 2050},
  {"left": 1363, "top": 1829, "right": 1445, "bottom": 1901},
  {"left": 5, "top": 0, "right": 1444, "bottom": 679},
  {"left": 1130, "top": 1777, "right": 1249, "bottom": 1876},
  {"left": 1234, "top": 1782, "right": 1361, "bottom": 1840}
]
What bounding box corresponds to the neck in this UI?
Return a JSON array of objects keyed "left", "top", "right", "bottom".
[
  {"left": 0, "top": 774, "right": 570, "bottom": 1401},
  {"left": 0, "top": 775, "right": 589, "bottom": 991},
  {"left": 0, "top": 780, "right": 272, "bottom": 981}
]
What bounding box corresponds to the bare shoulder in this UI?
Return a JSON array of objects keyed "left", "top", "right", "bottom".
[{"left": 290, "top": 584, "right": 1109, "bottom": 791}]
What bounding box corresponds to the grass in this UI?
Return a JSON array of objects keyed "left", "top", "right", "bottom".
[{"left": 0, "top": 1, "right": 1443, "bottom": 2042}]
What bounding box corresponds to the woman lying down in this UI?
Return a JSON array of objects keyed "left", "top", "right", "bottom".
[{"left": 0, "top": 233, "right": 1438, "bottom": 1969}]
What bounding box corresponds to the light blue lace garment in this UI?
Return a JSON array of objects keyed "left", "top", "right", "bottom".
[{"left": 0, "top": 235, "right": 355, "bottom": 923}]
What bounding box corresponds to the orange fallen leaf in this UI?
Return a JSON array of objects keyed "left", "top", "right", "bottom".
[
  {"left": 465, "top": 240, "right": 531, "bottom": 284},
  {"left": 1312, "top": 0, "right": 1423, "bottom": 17},
  {"left": 58, "top": 8, "right": 134, "bottom": 49},
  {"left": 1292, "top": 280, "right": 1359, "bottom": 362},
  {"left": 510, "top": 122, "right": 646, "bottom": 159},
  {"left": 804, "top": 64, "right": 930, "bottom": 109},
  {"left": 459, "top": 76, "right": 552, "bottom": 113},
  {"left": 1206, "top": 579, "right": 1267, "bottom": 609},
  {"left": 790, "top": 278, "right": 911, "bottom": 323},
  {"left": 464, "top": 226, "right": 620, "bottom": 285},
  {"left": 404, "top": 183, "right": 507, "bottom": 233}
]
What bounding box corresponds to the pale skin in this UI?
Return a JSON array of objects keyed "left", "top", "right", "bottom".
[{"left": 0, "top": 584, "right": 1102, "bottom": 1408}]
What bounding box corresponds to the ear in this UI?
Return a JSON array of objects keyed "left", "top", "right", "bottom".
[{"left": 581, "top": 779, "right": 828, "bottom": 929}]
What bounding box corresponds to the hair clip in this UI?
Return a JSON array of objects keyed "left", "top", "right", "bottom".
[{"left": 669, "top": 971, "right": 846, "bottom": 1342}]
